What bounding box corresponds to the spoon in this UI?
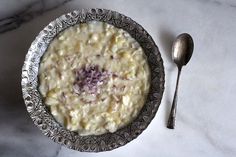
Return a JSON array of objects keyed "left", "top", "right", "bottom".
[{"left": 167, "top": 33, "right": 194, "bottom": 129}]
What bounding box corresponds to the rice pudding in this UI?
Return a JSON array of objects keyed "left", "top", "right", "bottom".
[{"left": 39, "top": 21, "right": 150, "bottom": 136}]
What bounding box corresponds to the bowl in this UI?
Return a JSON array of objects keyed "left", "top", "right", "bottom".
[{"left": 21, "top": 8, "right": 165, "bottom": 152}]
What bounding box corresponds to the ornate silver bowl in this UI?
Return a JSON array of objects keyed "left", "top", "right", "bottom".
[{"left": 21, "top": 8, "right": 165, "bottom": 152}]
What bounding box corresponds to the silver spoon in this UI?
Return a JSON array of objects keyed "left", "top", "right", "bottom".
[{"left": 167, "top": 33, "right": 194, "bottom": 129}]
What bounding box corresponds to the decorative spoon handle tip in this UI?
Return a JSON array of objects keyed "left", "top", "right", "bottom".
[{"left": 167, "top": 116, "right": 175, "bottom": 129}]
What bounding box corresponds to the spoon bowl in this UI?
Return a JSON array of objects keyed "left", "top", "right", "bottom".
[{"left": 172, "top": 33, "right": 194, "bottom": 67}]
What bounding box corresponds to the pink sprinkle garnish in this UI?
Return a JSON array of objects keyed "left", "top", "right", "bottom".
[{"left": 73, "top": 65, "right": 110, "bottom": 94}]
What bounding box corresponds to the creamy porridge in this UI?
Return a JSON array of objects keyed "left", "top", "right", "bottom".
[{"left": 39, "top": 21, "right": 150, "bottom": 136}]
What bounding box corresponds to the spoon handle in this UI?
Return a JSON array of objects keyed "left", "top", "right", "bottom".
[{"left": 167, "top": 67, "right": 182, "bottom": 129}]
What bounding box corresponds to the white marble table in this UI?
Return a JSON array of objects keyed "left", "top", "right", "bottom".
[{"left": 0, "top": 0, "right": 236, "bottom": 157}]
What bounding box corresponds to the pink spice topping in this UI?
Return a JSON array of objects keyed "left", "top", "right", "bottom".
[{"left": 73, "top": 65, "right": 110, "bottom": 94}]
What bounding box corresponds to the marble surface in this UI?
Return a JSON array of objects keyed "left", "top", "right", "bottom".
[
  {"left": 0, "top": 0, "right": 236, "bottom": 156},
  {"left": 0, "top": 0, "right": 71, "bottom": 33}
]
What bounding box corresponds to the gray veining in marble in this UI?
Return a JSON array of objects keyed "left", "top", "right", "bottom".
[
  {"left": 0, "top": 0, "right": 72, "bottom": 33},
  {"left": 0, "top": 0, "right": 236, "bottom": 157}
]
